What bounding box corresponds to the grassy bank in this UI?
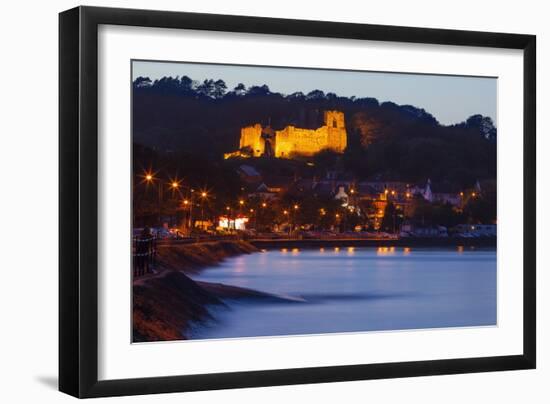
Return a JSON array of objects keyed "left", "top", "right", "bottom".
[
  {"left": 133, "top": 270, "right": 223, "bottom": 342},
  {"left": 133, "top": 240, "right": 260, "bottom": 342}
]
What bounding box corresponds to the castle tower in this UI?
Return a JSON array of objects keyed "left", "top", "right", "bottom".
[
  {"left": 324, "top": 110, "right": 347, "bottom": 152},
  {"left": 324, "top": 110, "right": 345, "bottom": 129},
  {"left": 239, "top": 124, "right": 264, "bottom": 157}
]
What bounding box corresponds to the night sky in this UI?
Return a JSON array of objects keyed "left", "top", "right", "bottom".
[{"left": 133, "top": 60, "right": 497, "bottom": 126}]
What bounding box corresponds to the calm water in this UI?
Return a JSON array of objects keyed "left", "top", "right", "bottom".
[{"left": 189, "top": 247, "right": 496, "bottom": 339}]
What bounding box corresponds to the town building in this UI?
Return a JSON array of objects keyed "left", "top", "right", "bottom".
[
  {"left": 421, "top": 179, "right": 462, "bottom": 207},
  {"left": 237, "top": 164, "right": 262, "bottom": 184},
  {"left": 400, "top": 221, "right": 449, "bottom": 237},
  {"left": 452, "top": 224, "right": 497, "bottom": 237}
]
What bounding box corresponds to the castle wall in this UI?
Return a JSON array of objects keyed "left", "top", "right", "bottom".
[
  {"left": 275, "top": 126, "right": 330, "bottom": 157},
  {"left": 239, "top": 124, "right": 264, "bottom": 157},
  {"left": 236, "top": 110, "right": 347, "bottom": 159},
  {"left": 326, "top": 126, "right": 347, "bottom": 152}
]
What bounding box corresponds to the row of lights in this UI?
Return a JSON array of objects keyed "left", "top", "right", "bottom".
[
  {"left": 147, "top": 172, "right": 478, "bottom": 203},
  {"left": 282, "top": 204, "right": 300, "bottom": 216},
  {"left": 380, "top": 188, "right": 477, "bottom": 199},
  {"left": 144, "top": 171, "right": 208, "bottom": 195},
  {"left": 384, "top": 189, "right": 412, "bottom": 198}
]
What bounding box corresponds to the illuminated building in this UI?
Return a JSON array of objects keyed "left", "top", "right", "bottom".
[{"left": 225, "top": 110, "right": 347, "bottom": 159}]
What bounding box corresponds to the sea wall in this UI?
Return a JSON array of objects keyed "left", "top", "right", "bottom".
[
  {"left": 155, "top": 240, "right": 259, "bottom": 274},
  {"left": 250, "top": 237, "right": 497, "bottom": 249}
]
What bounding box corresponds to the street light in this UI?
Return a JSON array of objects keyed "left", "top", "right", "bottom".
[
  {"left": 181, "top": 199, "right": 191, "bottom": 234},
  {"left": 140, "top": 170, "right": 166, "bottom": 226},
  {"left": 198, "top": 190, "right": 208, "bottom": 227},
  {"left": 238, "top": 199, "right": 245, "bottom": 216},
  {"left": 283, "top": 210, "right": 290, "bottom": 237},
  {"left": 290, "top": 205, "right": 299, "bottom": 236},
  {"left": 141, "top": 169, "right": 157, "bottom": 183}
]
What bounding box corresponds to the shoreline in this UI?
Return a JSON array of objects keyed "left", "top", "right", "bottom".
[
  {"left": 133, "top": 240, "right": 293, "bottom": 342},
  {"left": 249, "top": 237, "right": 496, "bottom": 249},
  {"left": 158, "top": 237, "right": 496, "bottom": 249}
]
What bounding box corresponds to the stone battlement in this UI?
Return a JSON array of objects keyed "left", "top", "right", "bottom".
[{"left": 225, "top": 110, "right": 347, "bottom": 159}]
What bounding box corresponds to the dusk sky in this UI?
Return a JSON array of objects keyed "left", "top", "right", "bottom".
[{"left": 132, "top": 60, "right": 497, "bottom": 126}]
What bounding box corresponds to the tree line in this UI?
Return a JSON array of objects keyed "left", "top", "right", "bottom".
[{"left": 133, "top": 75, "right": 497, "bottom": 187}]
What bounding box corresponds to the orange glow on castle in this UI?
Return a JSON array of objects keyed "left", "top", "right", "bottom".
[{"left": 225, "top": 110, "right": 347, "bottom": 159}]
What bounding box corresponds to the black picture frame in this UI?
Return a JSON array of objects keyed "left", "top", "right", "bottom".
[{"left": 59, "top": 5, "right": 536, "bottom": 398}]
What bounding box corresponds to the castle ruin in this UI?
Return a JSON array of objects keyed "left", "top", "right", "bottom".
[{"left": 225, "top": 110, "right": 347, "bottom": 159}]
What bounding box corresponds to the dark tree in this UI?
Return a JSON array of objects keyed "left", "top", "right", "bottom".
[
  {"left": 380, "top": 202, "right": 402, "bottom": 233},
  {"left": 134, "top": 76, "right": 152, "bottom": 89},
  {"left": 306, "top": 89, "right": 325, "bottom": 100}
]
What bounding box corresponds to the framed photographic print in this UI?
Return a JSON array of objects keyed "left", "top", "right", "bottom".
[{"left": 59, "top": 6, "right": 536, "bottom": 398}]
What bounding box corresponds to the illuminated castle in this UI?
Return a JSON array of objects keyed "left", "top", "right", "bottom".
[{"left": 225, "top": 110, "right": 347, "bottom": 159}]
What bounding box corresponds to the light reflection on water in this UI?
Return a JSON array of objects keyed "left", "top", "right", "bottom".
[{"left": 189, "top": 247, "right": 497, "bottom": 340}]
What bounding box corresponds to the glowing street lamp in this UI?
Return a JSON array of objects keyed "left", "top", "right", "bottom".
[
  {"left": 293, "top": 204, "right": 299, "bottom": 210},
  {"left": 140, "top": 170, "right": 170, "bottom": 226},
  {"left": 141, "top": 169, "right": 157, "bottom": 185},
  {"left": 261, "top": 202, "right": 267, "bottom": 208},
  {"left": 181, "top": 199, "right": 192, "bottom": 234},
  {"left": 196, "top": 190, "right": 208, "bottom": 225}
]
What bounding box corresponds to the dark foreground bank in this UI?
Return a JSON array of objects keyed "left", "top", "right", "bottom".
[{"left": 133, "top": 240, "right": 297, "bottom": 342}]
